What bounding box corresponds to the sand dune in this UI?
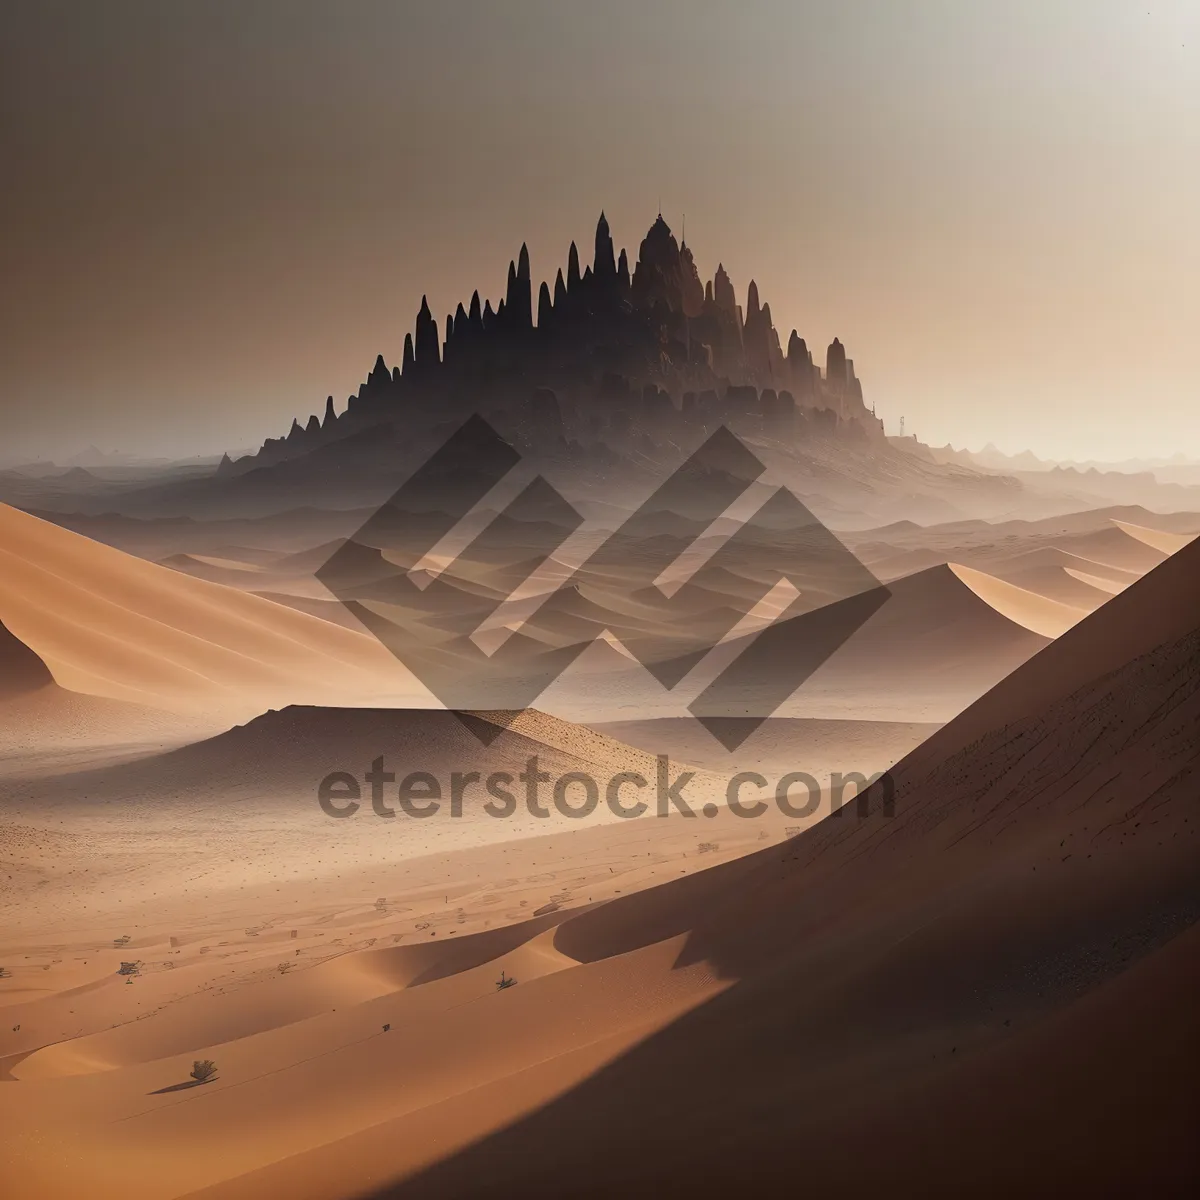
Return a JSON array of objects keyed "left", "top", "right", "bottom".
[
  {"left": 542, "top": 559, "right": 1054, "bottom": 728},
  {"left": 0, "top": 615, "right": 53, "bottom": 699},
  {"left": 0, "top": 686, "right": 215, "bottom": 776},
  {"left": 2, "top": 523, "right": 1196, "bottom": 1199},
  {"left": 1112, "top": 518, "right": 1197, "bottom": 556},
  {"left": 1034, "top": 523, "right": 1168, "bottom": 574},
  {"left": 0, "top": 617, "right": 209, "bottom": 771},
  {"left": 0, "top": 716, "right": 793, "bottom": 1198},
  {"left": 931, "top": 529, "right": 1200, "bottom": 755},
  {"left": 982, "top": 561, "right": 1115, "bottom": 609},
  {"left": 593, "top": 715, "right": 941, "bottom": 778},
  {"left": 773, "top": 561, "right": 1051, "bottom": 721},
  {"left": 158, "top": 552, "right": 271, "bottom": 586},
  {"left": 17, "top": 704, "right": 715, "bottom": 812},
  {"left": 980, "top": 543, "right": 1140, "bottom": 596},
  {"left": 351, "top": 525, "right": 1200, "bottom": 1199},
  {"left": 846, "top": 508, "right": 1187, "bottom": 580},
  {"left": 1062, "top": 565, "right": 1124, "bottom": 595},
  {"left": 0, "top": 503, "right": 419, "bottom": 719},
  {"left": 946, "top": 563, "right": 1087, "bottom": 637}
]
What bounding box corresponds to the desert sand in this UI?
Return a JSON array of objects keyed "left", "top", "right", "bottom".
[
  {"left": 0, "top": 503, "right": 420, "bottom": 721},
  {"left": 1, "top": 531, "right": 1196, "bottom": 1198},
  {"left": 359, "top": 516, "right": 1200, "bottom": 1199}
]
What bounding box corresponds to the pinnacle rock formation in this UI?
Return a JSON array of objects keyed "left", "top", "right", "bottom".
[
  {"left": 826, "top": 337, "right": 847, "bottom": 392},
  {"left": 230, "top": 210, "right": 885, "bottom": 475},
  {"left": 414, "top": 296, "right": 440, "bottom": 372},
  {"left": 594, "top": 211, "right": 616, "bottom": 278},
  {"left": 567, "top": 242, "right": 581, "bottom": 292}
]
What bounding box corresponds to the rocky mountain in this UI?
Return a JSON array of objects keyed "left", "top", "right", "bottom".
[{"left": 223, "top": 212, "right": 885, "bottom": 479}]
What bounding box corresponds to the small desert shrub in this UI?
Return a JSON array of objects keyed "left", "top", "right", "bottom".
[
  {"left": 0, "top": 967, "right": 10, "bottom": 979},
  {"left": 190, "top": 1059, "right": 218, "bottom": 1084}
]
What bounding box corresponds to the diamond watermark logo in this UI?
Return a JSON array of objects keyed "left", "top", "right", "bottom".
[{"left": 317, "top": 415, "right": 888, "bottom": 749}]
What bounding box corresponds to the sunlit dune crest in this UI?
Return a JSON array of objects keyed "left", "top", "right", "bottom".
[
  {"left": 947, "top": 563, "right": 1087, "bottom": 638},
  {"left": 1111, "top": 518, "right": 1198, "bottom": 556},
  {"left": 0, "top": 503, "right": 424, "bottom": 719}
]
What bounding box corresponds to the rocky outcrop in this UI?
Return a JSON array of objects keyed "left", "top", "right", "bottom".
[
  {"left": 617, "top": 248, "right": 631, "bottom": 293},
  {"left": 505, "top": 243, "right": 533, "bottom": 329},
  {"left": 679, "top": 240, "right": 705, "bottom": 319},
  {"left": 631, "top": 215, "right": 684, "bottom": 312},
  {"left": 787, "top": 331, "right": 815, "bottom": 400},
  {"left": 230, "top": 210, "right": 884, "bottom": 472},
  {"left": 594, "top": 211, "right": 616, "bottom": 279},
  {"left": 713, "top": 263, "right": 737, "bottom": 315},
  {"left": 567, "top": 242, "right": 581, "bottom": 293},
  {"left": 414, "top": 296, "right": 440, "bottom": 373},
  {"left": 826, "top": 337, "right": 847, "bottom": 392}
]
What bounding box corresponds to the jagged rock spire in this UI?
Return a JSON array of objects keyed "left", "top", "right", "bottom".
[
  {"left": 414, "top": 295, "right": 440, "bottom": 370},
  {"left": 746, "top": 280, "right": 761, "bottom": 319},
  {"left": 680, "top": 240, "right": 704, "bottom": 318},
  {"left": 468, "top": 290, "right": 482, "bottom": 329},
  {"left": 741, "top": 282, "right": 774, "bottom": 378},
  {"left": 507, "top": 247, "right": 533, "bottom": 328},
  {"left": 369, "top": 353, "right": 390, "bottom": 387},
  {"left": 402, "top": 332, "right": 414, "bottom": 376},
  {"left": 305, "top": 414, "right": 320, "bottom": 434},
  {"left": 323, "top": 395, "right": 336, "bottom": 427},
  {"left": 537, "top": 280, "right": 552, "bottom": 328},
  {"left": 567, "top": 242, "right": 581, "bottom": 292},
  {"left": 826, "top": 337, "right": 847, "bottom": 389},
  {"left": 594, "top": 211, "right": 616, "bottom": 277},
  {"left": 713, "top": 263, "right": 736, "bottom": 313},
  {"left": 617, "top": 248, "right": 630, "bottom": 292},
  {"left": 452, "top": 303, "right": 468, "bottom": 354},
  {"left": 554, "top": 267, "right": 568, "bottom": 309},
  {"left": 631, "top": 214, "right": 684, "bottom": 310}
]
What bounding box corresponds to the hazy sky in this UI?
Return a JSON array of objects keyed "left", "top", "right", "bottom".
[{"left": 1, "top": 0, "right": 1196, "bottom": 463}]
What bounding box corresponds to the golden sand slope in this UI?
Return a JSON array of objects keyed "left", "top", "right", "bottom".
[
  {"left": 2, "top": 543, "right": 1196, "bottom": 1199},
  {"left": 0, "top": 615, "right": 214, "bottom": 769},
  {"left": 1112, "top": 518, "right": 1198, "bottom": 556},
  {"left": 0, "top": 704, "right": 799, "bottom": 1200},
  {"left": 0, "top": 503, "right": 420, "bottom": 718},
  {"left": 946, "top": 562, "right": 1086, "bottom": 638},
  {"left": 0, "top": 616, "right": 53, "bottom": 698},
  {"left": 355, "top": 524, "right": 1200, "bottom": 1199}
]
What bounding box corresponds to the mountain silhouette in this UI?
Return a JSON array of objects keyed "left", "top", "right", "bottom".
[{"left": 224, "top": 212, "right": 881, "bottom": 479}]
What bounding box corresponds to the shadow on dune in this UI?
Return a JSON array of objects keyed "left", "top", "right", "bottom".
[{"left": 365, "top": 539, "right": 1200, "bottom": 1199}]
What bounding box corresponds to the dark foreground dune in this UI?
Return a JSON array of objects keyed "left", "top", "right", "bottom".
[
  {"left": 356, "top": 536, "right": 1200, "bottom": 1198},
  {"left": 3, "top": 536, "right": 1197, "bottom": 1200}
]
